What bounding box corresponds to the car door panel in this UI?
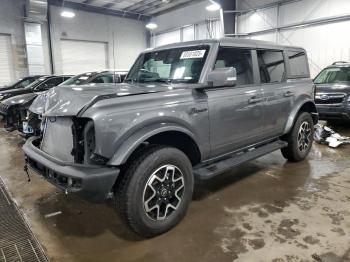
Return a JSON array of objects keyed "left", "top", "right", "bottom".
[
  {"left": 257, "top": 49, "right": 293, "bottom": 138},
  {"left": 207, "top": 86, "right": 264, "bottom": 157}
]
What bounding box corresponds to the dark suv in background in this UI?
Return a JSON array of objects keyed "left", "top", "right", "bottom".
[
  {"left": 0, "top": 75, "right": 43, "bottom": 92},
  {"left": 315, "top": 62, "right": 350, "bottom": 121}
]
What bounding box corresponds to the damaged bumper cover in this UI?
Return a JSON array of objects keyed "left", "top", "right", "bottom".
[{"left": 23, "top": 137, "right": 120, "bottom": 202}]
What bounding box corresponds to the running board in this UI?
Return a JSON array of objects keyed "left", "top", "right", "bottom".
[{"left": 194, "top": 140, "right": 288, "bottom": 180}]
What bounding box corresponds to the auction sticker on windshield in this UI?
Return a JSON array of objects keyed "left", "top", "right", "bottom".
[{"left": 180, "top": 50, "right": 206, "bottom": 59}]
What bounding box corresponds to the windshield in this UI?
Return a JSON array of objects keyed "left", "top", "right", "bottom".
[
  {"left": 25, "top": 77, "right": 47, "bottom": 89},
  {"left": 125, "top": 45, "right": 210, "bottom": 84},
  {"left": 59, "top": 73, "right": 94, "bottom": 86},
  {"left": 314, "top": 67, "right": 350, "bottom": 84}
]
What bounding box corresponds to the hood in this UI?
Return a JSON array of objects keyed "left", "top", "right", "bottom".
[
  {"left": 0, "top": 85, "right": 17, "bottom": 92},
  {"left": 0, "top": 88, "right": 31, "bottom": 101},
  {"left": 30, "top": 83, "right": 175, "bottom": 116},
  {"left": 315, "top": 83, "right": 350, "bottom": 94},
  {"left": 2, "top": 92, "right": 40, "bottom": 107}
]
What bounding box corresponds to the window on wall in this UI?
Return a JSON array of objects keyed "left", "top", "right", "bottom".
[
  {"left": 215, "top": 47, "right": 254, "bottom": 86},
  {"left": 257, "top": 50, "right": 286, "bottom": 83},
  {"left": 288, "top": 50, "right": 309, "bottom": 78}
]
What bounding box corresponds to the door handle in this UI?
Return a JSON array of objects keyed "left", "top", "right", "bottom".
[
  {"left": 248, "top": 96, "right": 263, "bottom": 104},
  {"left": 284, "top": 91, "right": 294, "bottom": 97}
]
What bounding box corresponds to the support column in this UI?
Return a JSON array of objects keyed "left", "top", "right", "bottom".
[{"left": 219, "top": 0, "right": 236, "bottom": 36}]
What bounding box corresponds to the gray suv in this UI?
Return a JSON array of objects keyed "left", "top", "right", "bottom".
[{"left": 23, "top": 39, "right": 318, "bottom": 237}]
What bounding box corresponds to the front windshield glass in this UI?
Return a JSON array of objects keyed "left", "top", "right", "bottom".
[
  {"left": 25, "top": 77, "right": 46, "bottom": 89},
  {"left": 59, "top": 73, "right": 94, "bottom": 86},
  {"left": 125, "top": 45, "right": 210, "bottom": 84},
  {"left": 314, "top": 67, "right": 350, "bottom": 84}
]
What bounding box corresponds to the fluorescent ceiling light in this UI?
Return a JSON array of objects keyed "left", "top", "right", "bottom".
[
  {"left": 206, "top": 0, "right": 221, "bottom": 11},
  {"left": 61, "top": 10, "right": 75, "bottom": 18},
  {"left": 146, "top": 21, "right": 158, "bottom": 30}
]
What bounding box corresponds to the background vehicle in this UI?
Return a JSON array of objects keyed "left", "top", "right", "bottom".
[
  {"left": 0, "top": 76, "right": 43, "bottom": 92},
  {"left": 314, "top": 62, "right": 350, "bottom": 121},
  {"left": 23, "top": 39, "right": 318, "bottom": 238},
  {"left": 60, "top": 70, "right": 128, "bottom": 86},
  {"left": 0, "top": 75, "right": 71, "bottom": 102},
  {"left": 0, "top": 75, "right": 71, "bottom": 131},
  {"left": 2, "top": 70, "right": 128, "bottom": 136}
]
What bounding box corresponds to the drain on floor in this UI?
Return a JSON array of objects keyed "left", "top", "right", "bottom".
[{"left": 0, "top": 178, "right": 48, "bottom": 262}]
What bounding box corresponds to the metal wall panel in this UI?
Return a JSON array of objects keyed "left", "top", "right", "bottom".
[
  {"left": 60, "top": 39, "right": 108, "bottom": 74},
  {"left": 0, "top": 34, "right": 14, "bottom": 85},
  {"left": 237, "top": 0, "right": 350, "bottom": 77}
]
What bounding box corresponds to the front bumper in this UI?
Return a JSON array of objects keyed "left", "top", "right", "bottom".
[
  {"left": 23, "top": 137, "right": 120, "bottom": 202},
  {"left": 316, "top": 104, "right": 350, "bottom": 120}
]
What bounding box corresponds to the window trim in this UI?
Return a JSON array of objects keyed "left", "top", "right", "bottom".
[{"left": 256, "top": 48, "right": 287, "bottom": 85}]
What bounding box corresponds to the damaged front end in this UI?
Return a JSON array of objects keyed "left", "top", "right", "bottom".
[
  {"left": 23, "top": 116, "right": 119, "bottom": 202},
  {"left": 0, "top": 93, "right": 41, "bottom": 135}
]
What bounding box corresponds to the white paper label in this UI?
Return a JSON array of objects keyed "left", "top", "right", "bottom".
[{"left": 180, "top": 50, "right": 206, "bottom": 59}]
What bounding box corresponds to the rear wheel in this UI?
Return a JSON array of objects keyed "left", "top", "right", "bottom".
[
  {"left": 281, "top": 112, "right": 314, "bottom": 162},
  {"left": 115, "top": 145, "right": 193, "bottom": 237}
]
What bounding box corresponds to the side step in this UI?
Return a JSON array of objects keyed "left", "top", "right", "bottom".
[{"left": 194, "top": 140, "right": 288, "bottom": 180}]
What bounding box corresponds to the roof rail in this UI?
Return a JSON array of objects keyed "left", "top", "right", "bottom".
[{"left": 332, "top": 61, "right": 349, "bottom": 65}]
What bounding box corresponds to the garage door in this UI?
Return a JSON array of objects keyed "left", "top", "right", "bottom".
[
  {"left": 60, "top": 39, "right": 108, "bottom": 75},
  {"left": 0, "top": 35, "right": 14, "bottom": 86}
]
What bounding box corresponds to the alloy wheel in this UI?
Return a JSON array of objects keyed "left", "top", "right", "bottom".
[
  {"left": 297, "top": 121, "right": 312, "bottom": 152},
  {"left": 143, "top": 165, "right": 185, "bottom": 221}
]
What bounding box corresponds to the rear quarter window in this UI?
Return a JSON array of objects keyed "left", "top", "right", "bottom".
[{"left": 288, "top": 50, "right": 309, "bottom": 78}]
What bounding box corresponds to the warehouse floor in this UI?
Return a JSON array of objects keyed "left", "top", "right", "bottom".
[{"left": 0, "top": 122, "right": 350, "bottom": 262}]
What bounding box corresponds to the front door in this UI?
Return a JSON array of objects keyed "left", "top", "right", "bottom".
[{"left": 207, "top": 47, "right": 264, "bottom": 158}]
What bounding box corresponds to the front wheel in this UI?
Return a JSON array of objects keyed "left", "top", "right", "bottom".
[
  {"left": 281, "top": 112, "right": 314, "bottom": 162},
  {"left": 115, "top": 145, "right": 194, "bottom": 237}
]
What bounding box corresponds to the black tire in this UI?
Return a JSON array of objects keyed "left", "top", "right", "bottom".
[
  {"left": 281, "top": 112, "right": 314, "bottom": 162},
  {"left": 115, "top": 145, "right": 194, "bottom": 238}
]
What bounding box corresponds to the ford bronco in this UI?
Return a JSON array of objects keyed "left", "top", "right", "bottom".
[{"left": 23, "top": 38, "right": 318, "bottom": 237}]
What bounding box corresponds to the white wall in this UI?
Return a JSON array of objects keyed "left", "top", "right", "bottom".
[
  {"left": 154, "top": 1, "right": 219, "bottom": 33},
  {"left": 49, "top": 6, "right": 147, "bottom": 73},
  {"left": 151, "top": 0, "right": 223, "bottom": 48},
  {"left": 236, "top": 0, "right": 350, "bottom": 77},
  {"left": 0, "top": 0, "right": 29, "bottom": 80}
]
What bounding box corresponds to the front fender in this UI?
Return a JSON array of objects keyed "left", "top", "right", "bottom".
[
  {"left": 107, "top": 123, "right": 200, "bottom": 166},
  {"left": 283, "top": 98, "right": 318, "bottom": 134}
]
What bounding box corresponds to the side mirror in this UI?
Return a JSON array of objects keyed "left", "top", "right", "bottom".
[{"left": 207, "top": 67, "right": 237, "bottom": 88}]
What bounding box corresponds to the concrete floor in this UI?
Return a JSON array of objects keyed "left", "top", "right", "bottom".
[{"left": 1, "top": 122, "right": 350, "bottom": 262}]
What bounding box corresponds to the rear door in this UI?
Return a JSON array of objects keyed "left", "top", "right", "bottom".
[
  {"left": 257, "top": 49, "right": 293, "bottom": 138},
  {"left": 207, "top": 46, "right": 264, "bottom": 157}
]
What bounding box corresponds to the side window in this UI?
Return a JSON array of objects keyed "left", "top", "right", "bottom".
[
  {"left": 214, "top": 47, "right": 254, "bottom": 86},
  {"left": 257, "top": 50, "right": 285, "bottom": 83},
  {"left": 288, "top": 50, "right": 309, "bottom": 77},
  {"left": 91, "top": 74, "right": 114, "bottom": 83},
  {"left": 40, "top": 77, "right": 64, "bottom": 90}
]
